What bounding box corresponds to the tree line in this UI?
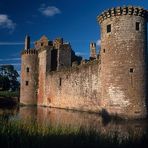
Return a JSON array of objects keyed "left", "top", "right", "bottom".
[{"left": 0, "top": 65, "right": 20, "bottom": 91}]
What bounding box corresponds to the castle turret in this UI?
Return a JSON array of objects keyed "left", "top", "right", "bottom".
[
  {"left": 20, "top": 35, "right": 38, "bottom": 105},
  {"left": 53, "top": 38, "right": 63, "bottom": 49},
  {"left": 98, "top": 6, "right": 148, "bottom": 119},
  {"left": 25, "top": 35, "right": 30, "bottom": 50},
  {"left": 90, "top": 42, "right": 97, "bottom": 59}
]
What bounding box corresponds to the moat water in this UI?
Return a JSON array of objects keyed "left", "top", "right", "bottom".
[{"left": 0, "top": 106, "right": 148, "bottom": 141}]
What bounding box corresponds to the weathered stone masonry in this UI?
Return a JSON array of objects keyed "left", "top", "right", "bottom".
[{"left": 20, "top": 6, "right": 148, "bottom": 119}]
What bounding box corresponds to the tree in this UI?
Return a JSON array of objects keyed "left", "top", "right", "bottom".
[
  {"left": 0, "top": 65, "right": 20, "bottom": 91},
  {"left": 0, "top": 75, "right": 10, "bottom": 90}
]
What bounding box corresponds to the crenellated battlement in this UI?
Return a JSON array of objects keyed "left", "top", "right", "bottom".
[
  {"left": 98, "top": 6, "right": 148, "bottom": 24},
  {"left": 21, "top": 49, "right": 38, "bottom": 55}
]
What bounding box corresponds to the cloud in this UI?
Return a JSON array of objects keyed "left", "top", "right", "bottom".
[
  {"left": 0, "top": 14, "right": 16, "bottom": 31},
  {"left": 0, "top": 58, "right": 21, "bottom": 62},
  {"left": 0, "top": 42, "right": 24, "bottom": 45},
  {"left": 0, "top": 41, "right": 35, "bottom": 46},
  {"left": 39, "top": 4, "right": 61, "bottom": 17},
  {"left": 26, "top": 20, "right": 34, "bottom": 24},
  {"left": 96, "top": 39, "right": 101, "bottom": 46},
  {"left": 75, "top": 52, "right": 88, "bottom": 57},
  {"left": 0, "top": 63, "right": 21, "bottom": 66}
]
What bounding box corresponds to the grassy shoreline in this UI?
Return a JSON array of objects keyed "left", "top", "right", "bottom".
[
  {"left": 0, "top": 118, "right": 148, "bottom": 148},
  {"left": 0, "top": 91, "right": 19, "bottom": 108},
  {"left": 0, "top": 91, "right": 19, "bottom": 98}
]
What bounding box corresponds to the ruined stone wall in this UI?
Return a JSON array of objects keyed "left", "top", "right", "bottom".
[
  {"left": 20, "top": 50, "right": 38, "bottom": 105},
  {"left": 38, "top": 48, "right": 51, "bottom": 105},
  {"left": 57, "top": 44, "right": 72, "bottom": 71},
  {"left": 98, "top": 6, "right": 148, "bottom": 119},
  {"left": 43, "top": 60, "right": 102, "bottom": 112}
]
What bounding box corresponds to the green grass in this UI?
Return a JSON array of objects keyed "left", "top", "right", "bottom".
[
  {"left": 0, "top": 118, "right": 148, "bottom": 148},
  {"left": 0, "top": 91, "right": 19, "bottom": 98},
  {"left": 0, "top": 91, "right": 19, "bottom": 108}
]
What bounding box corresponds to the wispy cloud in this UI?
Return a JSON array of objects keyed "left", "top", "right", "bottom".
[
  {"left": 96, "top": 39, "right": 101, "bottom": 46},
  {"left": 26, "top": 20, "right": 34, "bottom": 24},
  {"left": 0, "top": 63, "right": 21, "bottom": 66},
  {"left": 39, "top": 4, "right": 61, "bottom": 17},
  {"left": 0, "top": 14, "right": 16, "bottom": 32},
  {"left": 0, "top": 41, "right": 35, "bottom": 46},
  {"left": 0, "top": 42, "right": 24, "bottom": 45},
  {"left": 75, "top": 52, "right": 88, "bottom": 57},
  {"left": 0, "top": 58, "right": 21, "bottom": 62}
]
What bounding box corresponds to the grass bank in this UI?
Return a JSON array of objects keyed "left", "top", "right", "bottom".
[
  {"left": 0, "top": 91, "right": 19, "bottom": 107},
  {"left": 0, "top": 118, "right": 148, "bottom": 148},
  {"left": 0, "top": 91, "right": 19, "bottom": 98}
]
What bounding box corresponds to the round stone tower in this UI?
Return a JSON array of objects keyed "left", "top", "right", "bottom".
[
  {"left": 20, "top": 35, "right": 38, "bottom": 105},
  {"left": 98, "top": 6, "right": 148, "bottom": 119}
]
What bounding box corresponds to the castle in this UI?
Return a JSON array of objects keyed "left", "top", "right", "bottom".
[{"left": 20, "top": 6, "right": 148, "bottom": 119}]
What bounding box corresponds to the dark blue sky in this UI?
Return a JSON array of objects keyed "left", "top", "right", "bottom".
[{"left": 0, "top": 0, "right": 148, "bottom": 73}]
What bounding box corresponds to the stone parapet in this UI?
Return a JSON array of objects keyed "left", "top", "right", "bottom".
[
  {"left": 21, "top": 49, "right": 38, "bottom": 55},
  {"left": 98, "top": 6, "right": 148, "bottom": 24}
]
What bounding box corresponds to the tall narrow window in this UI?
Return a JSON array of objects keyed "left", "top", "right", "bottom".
[
  {"left": 107, "top": 24, "right": 111, "bottom": 33},
  {"left": 136, "top": 22, "right": 140, "bottom": 31},
  {"left": 41, "top": 43, "right": 43, "bottom": 46},
  {"left": 103, "top": 49, "right": 105, "bottom": 53},
  {"left": 59, "top": 78, "right": 62, "bottom": 86},
  {"left": 129, "top": 68, "right": 134, "bottom": 73},
  {"left": 26, "top": 81, "right": 29, "bottom": 86},
  {"left": 26, "top": 67, "right": 29, "bottom": 73}
]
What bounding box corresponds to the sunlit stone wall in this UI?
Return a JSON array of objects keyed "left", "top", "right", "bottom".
[{"left": 44, "top": 60, "right": 102, "bottom": 113}]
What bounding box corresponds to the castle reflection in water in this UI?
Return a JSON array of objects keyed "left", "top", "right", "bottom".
[{"left": 0, "top": 106, "right": 148, "bottom": 141}]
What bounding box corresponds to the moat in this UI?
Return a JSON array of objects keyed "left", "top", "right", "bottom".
[{"left": 0, "top": 106, "right": 148, "bottom": 141}]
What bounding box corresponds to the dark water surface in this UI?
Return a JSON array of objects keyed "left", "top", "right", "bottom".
[{"left": 0, "top": 106, "right": 148, "bottom": 141}]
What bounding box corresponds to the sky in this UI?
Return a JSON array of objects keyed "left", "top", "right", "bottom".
[{"left": 0, "top": 0, "right": 148, "bottom": 74}]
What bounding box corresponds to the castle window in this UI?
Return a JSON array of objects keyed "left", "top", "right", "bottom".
[
  {"left": 129, "top": 68, "right": 134, "bottom": 73},
  {"left": 107, "top": 24, "right": 111, "bottom": 33},
  {"left": 26, "top": 67, "right": 29, "bottom": 73},
  {"left": 26, "top": 81, "right": 29, "bottom": 86},
  {"left": 41, "top": 43, "right": 43, "bottom": 46},
  {"left": 135, "top": 111, "right": 140, "bottom": 114},
  {"left": 136, "top": 22, "right": 140, "bottom": 31},
  {"left": 103, "top": 49, "right": 105, "bottom": 53},
  {"left": 59, "top": 78, "right": 62, "bottom": 86}
]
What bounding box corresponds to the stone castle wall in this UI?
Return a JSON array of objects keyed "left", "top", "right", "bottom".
[{"left": 43, "top": 60, "right": 102, "bottom": 112}]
